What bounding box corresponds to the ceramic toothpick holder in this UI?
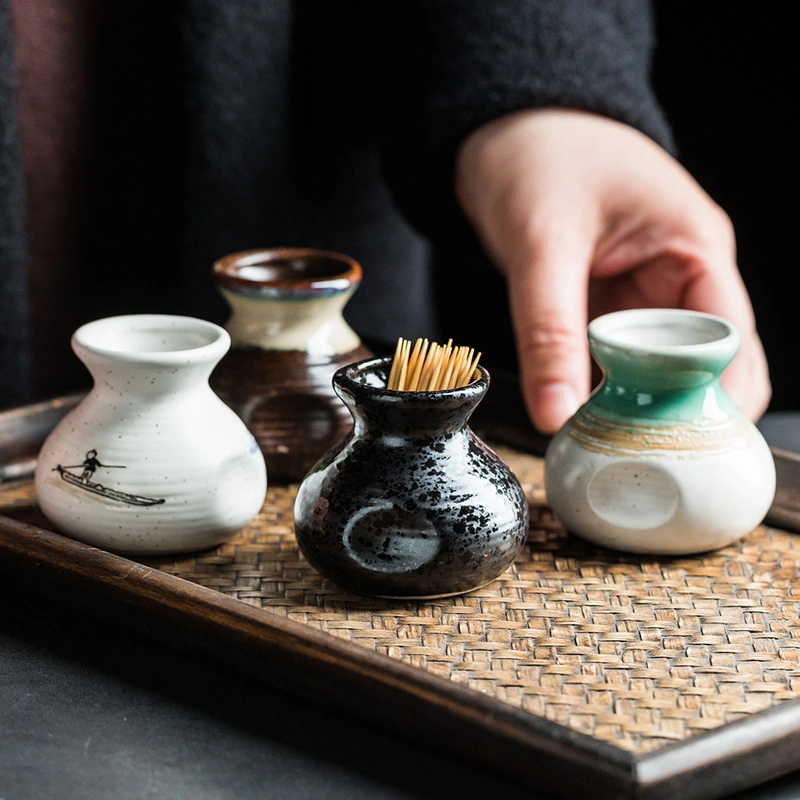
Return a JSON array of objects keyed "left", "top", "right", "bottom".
[
  {"left": 544, "top": 308, "right": 776, "bottom": 555},
  {"left": 34, "top": 314, "right": 267, "bottom": 555},
  {"left": 293, "top": 356, "right": 529, "bottom": 598},
  {"left": 209, "top": 247, "right": 372, "bottom": 483}
]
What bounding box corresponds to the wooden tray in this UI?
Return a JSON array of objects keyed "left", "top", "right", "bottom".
[{"left": 2, "top": 384, "right": 800, "bottom": 800}]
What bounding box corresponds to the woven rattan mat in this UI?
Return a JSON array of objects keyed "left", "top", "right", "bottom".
[{"left": 5, "top": 445, "right": 800, "bottom": 755}]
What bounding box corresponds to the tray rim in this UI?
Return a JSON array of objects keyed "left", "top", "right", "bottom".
[{"left": 2, "top": 393, "right": 800, "bottom": 800}]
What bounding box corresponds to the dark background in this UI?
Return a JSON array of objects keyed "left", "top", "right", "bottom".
[
  {"left": 2, "top": 7, "right": 798, "bottom": 800},
  {"left": 652, "top": 5, "right": 796, "bottom": 411}
]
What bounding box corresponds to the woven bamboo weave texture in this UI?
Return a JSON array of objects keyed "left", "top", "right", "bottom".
[
  {"left": 5, "top": 445, "right": 798, "bottom": 755},
  {"left": 137, "top": 445, "right": 800, "bottom": 754}
]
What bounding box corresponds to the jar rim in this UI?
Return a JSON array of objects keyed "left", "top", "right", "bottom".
[
  {"left": 212, "top": 247, "right": 362, "bottom": 297},
  {"left": 334, "top": 355, "right": 489, "bottom": 399},
  {"left": 72, "top": 314, "right": 230, "bottom": 364},
  {"left": 589, "top": 308, "right": 739, "bottom": 356}
]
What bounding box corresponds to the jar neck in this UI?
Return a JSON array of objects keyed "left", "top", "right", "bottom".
[
  {"left": 587, "top": 377, "right": 739, "bottom": 424},
  {"left": 76, "top": 349, "right": 222, "bottom": 399},
  {"left": 586, "top": 309, "right": 740, "bottom": 424},
  {"left": 71, "top": 314, "right": 229, "bottom": 399},
  {"left": 333, "top": 358, "right": 489, "bottom": 439},
  {"left": 221, "top": 289, "right": 361, "bottom": 354},
  {"left": 343, "top": 393, "right": 483, "bottom": 439}
]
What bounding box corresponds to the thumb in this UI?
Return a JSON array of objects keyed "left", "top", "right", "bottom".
[{"left": 504, "top": 227, "right": 595, "bottom": 435}]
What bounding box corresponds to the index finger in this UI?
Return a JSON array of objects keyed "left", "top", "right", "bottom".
[{"left": 505, "top": 223, "right": 595, "bottom": 434}]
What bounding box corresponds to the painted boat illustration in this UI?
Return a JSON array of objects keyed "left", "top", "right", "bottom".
[{"left": 54, "top": 462, "right": 166, "bottom": 507}]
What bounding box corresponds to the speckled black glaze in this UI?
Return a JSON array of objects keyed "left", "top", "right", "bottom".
[{"left": 293, "top": 357, "right": 529, "bottom": 598}]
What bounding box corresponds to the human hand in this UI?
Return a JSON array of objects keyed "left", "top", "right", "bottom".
[{"left": 455, "top": 108, "right": 770, "bottom": 434}]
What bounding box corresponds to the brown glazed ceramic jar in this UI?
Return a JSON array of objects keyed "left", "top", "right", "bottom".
[
  {"left": 294, "top": 356, "right": 530, "bottom": 598},
  {"left": 209, "top": 247, "right": 372, "bottom": 483}
]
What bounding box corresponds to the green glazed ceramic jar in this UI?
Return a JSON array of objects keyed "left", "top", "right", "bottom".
[{"left": 544, "top": 308, "right": 775, "bottom": 555}]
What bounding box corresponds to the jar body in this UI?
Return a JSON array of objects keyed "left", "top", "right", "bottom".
[
  {"left": 210, "top": 248, "right": 372, "bottom": 483},
  {"left": 544, "top": 309, "right": 776, "bottom": 555},
  {"left": 34, "top": 315, "right": 267, "bottom": 555},
  {"left": 545, "top": 410, "right": 775, "bottom": 554},
  {"left": 294, "top": 358, "right": 529, "bottom": 598},
  {"left": 211, "top": 345, "right": 370, "bottom": 483}
]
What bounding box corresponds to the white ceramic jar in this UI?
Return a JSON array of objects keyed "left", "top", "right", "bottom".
[
  {"left": 34, "top": 314, "right": 267, "bottom": 554},
  {"left": 544, "top": 308, "right": 776, "bottom": 555}
]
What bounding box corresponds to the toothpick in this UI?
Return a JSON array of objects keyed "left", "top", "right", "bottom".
[
  {"left": 406, "top": 338, "right": 429, "bottom": 391},
  {"left": 454, "top": 348, "right": 475, "bottom": 387},
  {"left": 387, "top": 336, "right": 480, "bottom": 392},
  {"left": 438, "top": 343, "right": 458, "bottom": 391},
  {"left": 461, "top": 350, "right": 481, "bottom": 386},
  {"left": 426, "top": 340, "right": 450, "bottom": 390},
  {"left": 444, "top": 347, "right": 465, "bottom": 390},
  {"left": 396, "top": 338, "right": 411, "bottom": 391},
  {"left": 419, "top": 342, "right": 441, "bottom": 391},
  {"left": 387, "top": 336, "right": 406, "bottom": 390}
]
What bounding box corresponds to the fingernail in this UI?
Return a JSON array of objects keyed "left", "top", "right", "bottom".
[{"left": 533, "top": 382, "right": 579, "bottom": 434}]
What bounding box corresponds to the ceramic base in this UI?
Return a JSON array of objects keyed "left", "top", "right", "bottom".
[
  {"left": 545, "top": 418, "right": 776, "bottom": 555},
  {"left": 371, "top": 578, "right": 499, "bottom": 600}
]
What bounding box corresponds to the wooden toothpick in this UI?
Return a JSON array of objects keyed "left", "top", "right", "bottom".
[{"left": 387, "top": 337, "right": 480, "bottom": 392}]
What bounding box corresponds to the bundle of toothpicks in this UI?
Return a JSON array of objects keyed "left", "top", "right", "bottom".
[{"left": 387, "top": 337, "right": 481, "bottom": 392}]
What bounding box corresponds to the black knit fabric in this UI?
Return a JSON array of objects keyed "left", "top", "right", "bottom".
[
  {"left": 379, "top": 0, "right": 674, "bottom": 237},
  {"left": 0, "top": 0, "right": 671, "bottom": 408},
  {"left": 0, "top": 0, "right": 28, "bottom": 407}
]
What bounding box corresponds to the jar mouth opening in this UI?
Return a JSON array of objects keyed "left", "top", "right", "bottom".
[
  {"left": 335, "top": 356, "right": 489, "bottom": 398},
  {"left": 213, "top": 247, "right": 361, "bottom": 296},
  {"left": 73, "top": 314, "right": 229, "bottom": 360},
  {"left": 589, "top": 309, "right": 738, "bottom": 354}
]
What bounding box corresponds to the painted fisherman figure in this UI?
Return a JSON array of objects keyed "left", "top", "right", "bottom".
[
  {"left": 80, "top": 449, "right": 104, "bottom": 483},
  {"left": 52, "top": 452, "right": 163, "bottom": 506}
]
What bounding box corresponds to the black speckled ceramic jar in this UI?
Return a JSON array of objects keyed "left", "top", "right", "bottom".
[{"left": 293, "top": 356, "right": 529, "bottom": 598}]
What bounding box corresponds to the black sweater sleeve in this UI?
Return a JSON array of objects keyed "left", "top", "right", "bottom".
[
  {"left": 378, "top": 0, "right": 674, "bottom": 241},
  {"left": 0, "top": 0, "right": 29, "bottom": 408}
]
